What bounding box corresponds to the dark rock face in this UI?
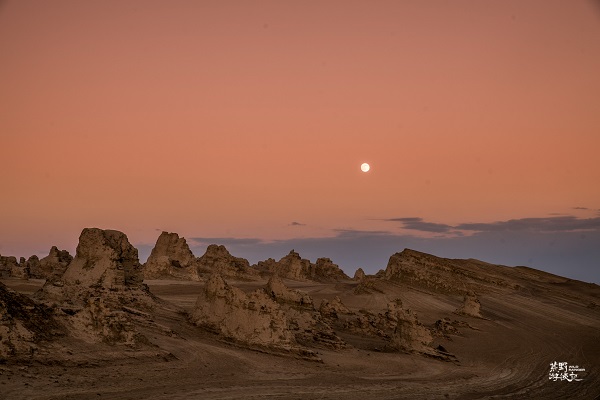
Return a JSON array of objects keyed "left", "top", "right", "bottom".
[{"left": 0, "top": 281, "right": 65, "bottom": 359}]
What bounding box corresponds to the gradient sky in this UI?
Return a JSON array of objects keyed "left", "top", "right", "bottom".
[{"left": 1, "top": 1, "right": 599, "bottom": 282}]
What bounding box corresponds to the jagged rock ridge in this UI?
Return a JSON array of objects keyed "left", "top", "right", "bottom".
[
  {"left": 255, "top": 250, "right": 350, "bottom": 282},
  {"left": 196, "top": 244, "right": 260, "bottom": 280}
]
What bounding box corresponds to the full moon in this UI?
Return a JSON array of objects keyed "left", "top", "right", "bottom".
[{"left": 361, "top": 163, "right": 370, "bottom": 172}]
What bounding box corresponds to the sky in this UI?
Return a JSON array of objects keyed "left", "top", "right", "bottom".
[{"left": 1, "top": 1, "right": 599, "bottom": 283}]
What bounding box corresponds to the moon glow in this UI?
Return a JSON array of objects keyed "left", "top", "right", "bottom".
[{"left": 361, "top": 163, "right": 370, "bottom": 172}]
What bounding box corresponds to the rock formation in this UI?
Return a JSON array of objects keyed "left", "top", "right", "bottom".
[
  {"left": 35, "top": 228, "right": 155, "bottom": 346},
  {"left": 28, "top": 247, "right": 73, "bottom": 280},
  {"left": 11, "top": 257, "right": 29, "bottom": 279},
  {"left": 255, "top": 251, "right": 349, "bottom": 282},
  {"left": 191, "top": 274, "right": 295, "bottom": 349},
  {"left": 265, "top": 275, "right": 313, "bottom": 306},
  {"left": 319, "top": 296, "right": 350, "bottom": 319},
  {"left": 264, "top": 277, "right": 346, "bottom": 350},
  {"left": 196, "top": 244, "right": 259, "bottom": 280},
  {"left": 455, "top": 293, "right": 482, "bottom": 318},
  {"left": 353, "top": 277, "right": 385, "bottom": 295},
  {"left": 353, "top": 268, "right": 366, "bottom": 281},
  {"left": 384, "top": 249, "right": 465, "bottom": 294},
  {"left": 0, "top": 281, "right": 65, "bottom": 360},
  {"left": 144, "top": 231, "right": 199, "bottom": 281},
  {"left": 390, "top": 306, "right": 434, "bottom": 353},
  {"left": 25, "top": 255, "right": 41, "bottom": 278},
  {"left": 59, "top": 228, "right": 143, "bottom": 288},
  {"left": 0, "top": 255, "right": 20, "bottom": 279},
  {"left": 384, "top": 249, "right": 518, "bottom": 295},
  {"left": 342, "top": 298, "right": 442, "bottom": 356},
  {"left": 256, "top": 250, "right": 310, "bottom": 280},
  {"left": 305, "top": 258, "right": 350, "bottom": 282}
]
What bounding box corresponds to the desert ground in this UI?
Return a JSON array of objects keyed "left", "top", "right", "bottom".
[{"left": 1, "top": 229, "right": 599, "bottom": 399}]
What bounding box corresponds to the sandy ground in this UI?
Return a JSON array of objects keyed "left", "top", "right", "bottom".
[{"left": 1, "top": 277, "right": 599, "bottom": 399}]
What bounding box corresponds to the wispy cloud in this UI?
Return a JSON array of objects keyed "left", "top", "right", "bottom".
[
  {"left": 332, "top": 228, "right": 392, "bottom": 237},
  {"left": 189, "top": 237, "right": 265, "bottom": 246},
  {"left": 384, "top": 215, "right": 600, "bottom": 234},
  {"left": 455, "top": 216, "right": 600, "bottom": 232},
  {"left": 573, "top": 206, "right": 589, "bottom": 210},
  {"left": 289, "top": 221, "right": 306, "bottom": 226},
  {"left": 383, "top": 217, "right": 453, "bottom": 233}
]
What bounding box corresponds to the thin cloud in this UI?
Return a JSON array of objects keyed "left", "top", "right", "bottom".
[
  {"left": 384, "top": 215, "right": 600, "bottom": 234},
  {"left": 289, "top": 221, "right": 306, "bottom": 226},
  {"left": 573, "top": 207, "right": 589, "bottom": 210},
  {"left": 384, "top": 217, "right": 453, "bottom": 233},
  {"left": 189, "top": 237, "right": 265, "bottom": 246},
  {"left": 456, "top": 216, "right": 600, "bottom": 233},
  {"left": 332, "top": 228, "right": 393, "bottom": 237}
]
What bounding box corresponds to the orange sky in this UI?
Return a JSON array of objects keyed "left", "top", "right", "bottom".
[{"left": 1, "top": 1, "right": 599, "bottom": 281}]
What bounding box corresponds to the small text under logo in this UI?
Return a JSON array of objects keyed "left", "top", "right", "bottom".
[{"left": 549, "top": 361, "right": 585, "bottom": 382}]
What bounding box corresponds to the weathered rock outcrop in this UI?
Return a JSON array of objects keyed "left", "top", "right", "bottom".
[
  {"left": 264, "top": 277, "right": 346, "bottom": 350},
  {"left": 12, "top": 257, "right": 30, "bottom": 279},
  {"left": 353, "top": 268, "right": 366, "bottom": 281},
  {"left": 0, "top": 255, "right": 20, "bottom": 279},
  {"left": 455, "top": 293, "right": 482, "bottom": 318},
  {"left": 353, "top": 277, "right": 385, "bottom": 295},
  {"left": 390, "top": 305, "right": 434, "bottom": 353},
  {"left": 384, "top": 249, "right": 467, "bottom": 294},
  {"left": 144, "top": 232, "right": 199, "bottom": 281},
  {"left": 319, "top": 296, "right": 351, "bottom": 319},
  {"left": 35, "top": 228, "right": 155, "bottom": 346},
  {"left": 255, "top": 251, "right": 349, "bottom": 282},
  {"left": 25, "top": 255, "right": 41, "bottom": 278},
  {"left": 305, "top": 258, "right": 350, "bottom": 282},
  {"left": 384, "top": 249, "right": 517, "bottom": 295},
  {"left": 197, "top": 244, "right": 259, "bottom": 280},
  {"left": 256, "top": 250, "right": 310, "bottom": 280},
  {"left": 343, "top": 298, "right": 441, "bottom": 355},
  {"left": 0, "top": 281, "right": 65, "bottom": 360},
  {"left": 191, "top": 274, "right": 294, "bottom": 349},
  {"left": 59, "top": 228, "right": 143, "bottom": 288},
  {"left": 265, "top": 275, "right": 313, "bottom": 306},
  {"left": 28, "top": 247, "right": 73, "bottom": 280}
]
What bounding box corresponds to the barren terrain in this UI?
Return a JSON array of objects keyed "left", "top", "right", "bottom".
[
  {"left": 2, "top": 273, "right": 599, "bottom": 399},
  {"left": 1, "top": 230, "right": 599, "bottom": 399}
]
